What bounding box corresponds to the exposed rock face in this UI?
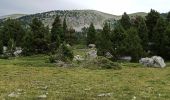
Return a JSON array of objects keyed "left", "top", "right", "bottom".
[{"left": 139, "top": 56, "right": 166, "bottom": 68}]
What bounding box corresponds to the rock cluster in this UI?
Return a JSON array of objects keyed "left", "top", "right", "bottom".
[{"left": 139, "top": 56, "right": 166, "bottom": 68}]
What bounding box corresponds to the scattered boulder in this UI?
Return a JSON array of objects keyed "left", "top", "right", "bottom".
[
  {"left": 97, "top": 93, "right": 112, "bottom": 97},
  {"left": 105, "top": 52, "right": 113, "bottom": 58},
  {"left": 73, "top": 55, "right": 84, "bottom": 62},
  {"left": 13, "top": 47, "right": 22, "bottom": 56},
  {"left": 139, "top": 56, "right": 166, "bottom": 68},
  {"left": 151, "top": 56, "right": 166, "bottom": 68},
  {"left": 87, "top": 50, "right": 97, "bottom": 59},
  {"left": 88, "top": 44, "right": 96, "bottom": 48},
  {"left": 38, "top": 94, "right": 47, "bottom": 99},
  {"left": 8, "top": 92, "right": 20, "bottom": 98},
  {"left": 119, "top": 56, "right": 132, "bottom": 62}
]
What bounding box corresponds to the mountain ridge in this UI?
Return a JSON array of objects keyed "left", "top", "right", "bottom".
[{"left": 0, "top": 10, "right": 148, "bottom": 31}]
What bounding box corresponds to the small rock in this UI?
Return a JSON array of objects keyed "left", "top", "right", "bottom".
[
  {"left": 38, "top": 94, "right": 47, "bottom": 99},
  {"left": 8, "top": 92, "right": 19, "bottom": 98},
  {"left": 88, "top": 44, "right": 96, "bottom": 48},
  {"left": 97, "top": 93, "right": 112, "bottom": 97},
  {"left": 132, "top": 96, "right": 136, "bottom": 100},
  {"left": 84, "top": 88, "right": 91, "bottom": 91}
]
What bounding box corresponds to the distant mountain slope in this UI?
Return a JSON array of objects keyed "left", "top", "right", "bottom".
[
  {"left": 0, "top": 14, "right": 27, "bottom": 19},
  {"left": 18, "top": 10, "right": 120, "bottom": 31},
  {"left": 0, "top": 10, "right": 149, "bottom": 31}
]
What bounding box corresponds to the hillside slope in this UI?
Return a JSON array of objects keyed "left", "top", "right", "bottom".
[{"left": 0, "top": 10, "right": 148, "bottom": 31}]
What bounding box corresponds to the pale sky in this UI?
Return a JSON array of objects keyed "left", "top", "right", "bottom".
[{"left": 0, "top": 0, "right": 170, "bottom": 16}]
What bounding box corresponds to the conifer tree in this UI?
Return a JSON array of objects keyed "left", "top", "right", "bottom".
[
  {"left": 87, "top": 23, "right": 96, "bottom": 45},
  {"left": 137, "top": 17, "right": 148, "bottom": 51},
  {"left": 51, "top": 16, "right": 63, "bottom": 45},
  {"left": 146, "top": 9, "right": 160, "bottom": 40},
  {"left": 120, "top": 12, "right": 131, "bottom": 30},
  {"left": 123, "top": 27, "right": 144, "bottom": 61},
  {"left": 152, "top": 17, "right": 167, "bottom": 56}
]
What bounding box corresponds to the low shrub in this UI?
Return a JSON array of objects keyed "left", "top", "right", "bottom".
[{"left": 83, "top": 56, "right": 122, "bottom": 70}]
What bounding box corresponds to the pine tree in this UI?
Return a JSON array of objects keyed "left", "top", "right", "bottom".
[
  {"left": 96, "top": 22, "right": 112, "bottom": 56},
  {"left": 30, "top": 18, "right": 48, "bottom": 53},
  {"left": 152, "top": 17, "right": 167, "bottom": 57},
  {"left": 164, "top": 24, "right": 170, "bottom": 59},
  {"left": 167, "top": 12, "right": 170, "bottom": 23},
  {"left": 0, "top": 40, "right": 3, "bottom": 54},
  {"left": 110, "top": 23, "right": 126, "bottom": 59},
  {"left": 120, "top": 12, "right": 131, "bottom": 30},
  {"left": 22, "top": 30, "right": 33, "bottom": 55},
  {"left": 146, "top": 9, "right": 160, "bottom": 40},
  {"left": 137, "top": 17, "right": 149, "bottom": 51},
  {"left": 1, "top": 19, "right": 25, "bottom": 46},
  {"left": 63, "top": 17, "right": 67, "bottom": 39},
  {"left": 123, "top": 27, "right": 144, "bottom": 61},
  {"left": 51, "top": 16, "right": 63, "bottom": 45},
  {"left": 87, "top": 23, "right": 96, "bottom": 45}
]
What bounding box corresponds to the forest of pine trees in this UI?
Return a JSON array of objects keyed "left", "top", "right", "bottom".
[{"left": 0, "top": 9, "right": 170, "bottom": 61}]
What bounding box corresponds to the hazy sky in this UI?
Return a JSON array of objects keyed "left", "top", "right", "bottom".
[{"left": 0, "top": 0, "right": 170, "bottom": 16}]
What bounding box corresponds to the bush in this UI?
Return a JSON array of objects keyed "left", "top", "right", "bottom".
[
  {"left": 49, "top": 43, "right": 74, "bottom": 63},
  {"left": 83, "top": 56, "right": 122, "bottom": 70},
  {"left": 49, "top": 55, "right": 56, "bottom": 63},
  {"left": 96, "top": 56, "right": 122, "bottom": 69}
]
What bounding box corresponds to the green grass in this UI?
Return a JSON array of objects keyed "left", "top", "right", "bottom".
[{"left": 0, "top": 55, "right": 170, "bottom": 100}]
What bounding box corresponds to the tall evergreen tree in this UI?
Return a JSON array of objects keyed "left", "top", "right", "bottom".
[
  {"left": 22, "top": 30, "right": 34, "bottom": 55},
  {"left": 164, "top": 24, "right": 170, "bottom": 59},
  {"left": 120, "top": 12, "right": 131, "bottom": 30},
  {"left": 123, "top": 27, "right": 144, "bottom": 61},
  {"left": 137, "top": 17, "right": 149, "bottom": 51},
  {"left": 96, "top": 22, "right": 112, "bottom": 56},
  {"left": 167, "top": 12, "right": 170, "bottom": 23},
  {"left": 87, "top": 23, "right": 96, "bottom": 45},
  {"left": 1, "top": 19, "right": 25, "bottom": 46},
  {"left": 110, "top": 23, "right": 126, "bottom": 59},
  {"left": 145, "top": 9, "right": 160, "bottom": 40},
  {"left": 51, "top": 16, "right": 63, "bottom": 45},
  {"left": 30, "top": 18, "right": 48, "bottom": 53},
  {"left": 152, "top": 17, "right": 167, "bottom": 57},
  {"left": 0, "top": 40, "right": 3, "bottom": 54},
  {"left": 63, "top": 17, "right": 67, "bottom": 39}
]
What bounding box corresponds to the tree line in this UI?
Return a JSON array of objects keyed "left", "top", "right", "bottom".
[
  {"left": 87, "top": 9, "right": 170, "bottom": 61},
  {"left": 0, "top": 9, "right": 170, "bottom": 61}
]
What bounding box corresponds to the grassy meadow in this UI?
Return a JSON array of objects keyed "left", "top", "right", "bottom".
[{"left": 0, "top": 54, "right": 170, "bottom": 100}]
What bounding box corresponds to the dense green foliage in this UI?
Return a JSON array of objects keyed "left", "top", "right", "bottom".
[
  {"left": 1, "top": 19, "right": 25, "bottom": 46},
  {"left": 0, "top": 9, "right": 170, "bottom": 61},
  {"left": 87, "top": 23, "right": 96, "bottom": 45},
  {"left": 120, "top": 12, "right": 131, "bottom": 30},
  {"left": 96, "top": 22, "right": 112, "bottom": 56},
  {"left": 146, "top": 9, "right": 160, "bottom": 40}
]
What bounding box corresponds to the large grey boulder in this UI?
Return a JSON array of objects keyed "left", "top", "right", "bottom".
[
  {"left": 139, "top": 56, "right": 166, "bottom": 68},
  {"left": 151, "top": 56, "right": 166, "bottom": 68},
  {"left": 13, "top": 47, "right": 22, "bottom": 56}
]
